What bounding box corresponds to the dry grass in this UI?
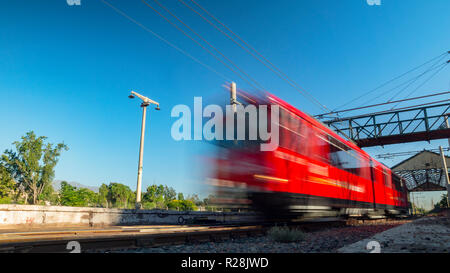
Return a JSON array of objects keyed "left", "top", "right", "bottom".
[{"left": 267, "top": 226, "right": 305, "bottom": 243}]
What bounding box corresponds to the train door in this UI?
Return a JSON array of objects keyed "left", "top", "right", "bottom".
[{"left": 369, "top": 159, "right": 377, "bottom": 210}]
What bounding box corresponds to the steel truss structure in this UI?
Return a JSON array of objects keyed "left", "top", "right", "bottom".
[{"left": 324, "top": 103, "right": 450, "bottom": 147}]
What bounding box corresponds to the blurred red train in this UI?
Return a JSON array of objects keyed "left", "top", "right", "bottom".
[{"left": 208, "top": 91, "right": 410, "bottom": 219}]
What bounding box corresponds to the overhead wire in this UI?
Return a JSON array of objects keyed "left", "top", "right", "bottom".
[
  {"left": 356, "top": 59, "right": 449, "bottom": 108},
  {"left": 331, "top": 51, "right": 449, "bottom": 112},
  {"left": 315, "top": 91, "right": 450, "bottom": 117},
  {"left": 330, "top": 99, "right": 450, "bottom": 121},
  {"left": 141, "top": 0, "right": 263, "bottom": 90},
  {"left": 144, "top": 0, "right": 267, "bottom": 92},
  {"left": 179, "top": 0, "right": 331, "bottom": 113},
  {"left": 100, "top": 0, "right": 231, "bottom": 82},
  {"left": 392, "top": 62, "right": 448, "bottom": 109},
  {"left": 189, "top": 0, "right": 332, "bottom": 113},
  {"left": 387, "top": 54, "right": 448, "bottom": 102}
]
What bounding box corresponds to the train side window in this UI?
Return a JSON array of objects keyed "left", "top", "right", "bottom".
[
  {"left": 383, "top": 172, "right": 392, "bottom": 188},
  {"left": 392, "top": 175, "right": 404, "bottom": 192},
  {"left": 279, "top": 108, "right": 304, "bottom": 154},
  {"left": 328, "top": 136, "right": 360, "bottom": 175},
  {"left": 328, "top": 136, "right": 344, "bottom": 169},
  {"left": 312, "top": 133, "right": 330, "bottom": 164},
  {"left": 359, "top": 157, "right": 371, "bottom": 180}
]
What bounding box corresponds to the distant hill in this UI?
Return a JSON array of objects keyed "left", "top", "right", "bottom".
[{"left": 52, "top": 180, "right": 99, "bottom": 193}]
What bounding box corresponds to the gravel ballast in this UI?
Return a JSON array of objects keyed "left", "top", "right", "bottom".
[{"left": 98, "top": 220, "right": 411, "bottom": 253}]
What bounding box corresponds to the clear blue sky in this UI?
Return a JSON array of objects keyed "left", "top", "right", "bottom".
[{"left": 0, "top": 0, "right": 449, "bottom": 206}]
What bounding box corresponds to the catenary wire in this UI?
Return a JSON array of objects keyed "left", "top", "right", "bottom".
[
  {"left": 100, "top": 0, "right": 231, "bottom": 82},
  {"left": 141, "top": 0, "right": 262, "bottom": 90},
  {"left": 145, "top": 0, "right": 267, "bottom": 91},
  {"left": 179, "top": 0, "right": 331, "bottom": 113},
  {"left": 331, "top": 51, "right": 449, "bottom": 112}
]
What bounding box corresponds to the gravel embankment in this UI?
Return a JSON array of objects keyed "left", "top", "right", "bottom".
[
  {"left": 338, "top": 217, "right": 449, "bottom": 253},
  {"left": 98, "top": 221, "right": 409, "bottom": 253}
]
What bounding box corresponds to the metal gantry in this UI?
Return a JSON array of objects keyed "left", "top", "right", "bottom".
[{"left": 324, "top": 103, "right": 450, "bottom": 147}]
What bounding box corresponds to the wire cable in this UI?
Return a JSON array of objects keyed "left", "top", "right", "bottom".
[
  {"left": 189, "top": 0, "right": 331, "bottom": 113},
  {"left": 146, "top": 0, "right": 267, "bottom": 92},
  {"left": 331, "top": 51, "right": 449, "bottom": 112},
  {"left": 387, "top": 54, "right": 448, "bottom": 102},
  {"left": 100, "top": 0, "right": 231, "bottom": 82},
  {"left": 330, "top": 99, "right": 450, "bottom": 121},
  {"left": 179, "top": 0, "right": 331, "bottom": 113},
  {"left": 359, "top": 59, "right": 448, "bottom": 107},
  {"left": 315, "top": 91, "right": 450, "bottom": 117},
  {"left": 141, "top": 0, "right": 262, "bottom": 90},
  {"left": 391, "top": 62, "right": 448, "bottom": 109}
]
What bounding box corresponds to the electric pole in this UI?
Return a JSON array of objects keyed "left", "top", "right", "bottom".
[{"left": 128, "top": 91, "right": 160, "bottom": 209}]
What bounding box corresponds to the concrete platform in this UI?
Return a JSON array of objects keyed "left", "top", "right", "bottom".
[{"left": 338, "top": 216, "right": 450, "bottom": 253}]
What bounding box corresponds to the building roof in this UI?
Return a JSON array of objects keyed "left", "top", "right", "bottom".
[{"left": 392, "top": 150, "right": 450, "bottom": 192}]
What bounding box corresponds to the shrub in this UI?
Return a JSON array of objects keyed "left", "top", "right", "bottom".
[
  {"left": 267, "top": 226, "right": 305, "bottom": 243},
  {"left": 0, "top": 196, "right": 12, "bottom": 204}
]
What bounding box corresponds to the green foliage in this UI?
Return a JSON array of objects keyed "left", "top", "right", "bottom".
[
  {"left": 164, "top": 186, "right": 176, "bottom": 203},
  {"left": 1, "top": 131, "right": 68, "bottom": 204},
  {"left": 0, "top": 196, "right": 12, "bottom": 204},
  {"left": 177, "top": 192, "right": 184, "bottom": 201},
  {"left": 0, "top": 164, "right": 15, "bottom": 199},
  {"left": 60, "top": 181, "right": 97, "bottom": 207},
  {"left": 98, "top": 183, "right": 110, "bottom": 208},
  {"left": 435, "top": 193, "right": 448, "bottom": 208},
  {"left": 39, "top": 183, "right": 60, "bottom": 205},
  {"left": 142, "top": 184, "right": 164, "bottom": 208},
  {"left": 167, "top": 199, "right": 182, "bottom": 210},
  {"left": 107, "top": 183, "right": 135, "bottom": 208},
  {"left": 167, "top": 199, "right": 197, "bottom": 211},
  {"left": 267, "top": 226, "right": 305, "bottom": 243},
  {"left": 142, "top": 184, "right": 178, "bottom": 209},
  {"left": 186, "top": 194, "right": 202, "bottom": 206}
]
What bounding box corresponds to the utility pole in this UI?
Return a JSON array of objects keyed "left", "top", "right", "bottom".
[
  {"left": 129, "top": 91, "right": 160, "bottom": 209},
  {"left": 413, "top": 193, "right": 417, "bottom": 215},
  {"left": 439, "top": 146, "right": 450, "bottom": 207},
  {"left": 230, "top": 82, "right": 240, "bottom": 113},
  {"left": 445, "top": 114, "right": 450, "bottom": 148}
]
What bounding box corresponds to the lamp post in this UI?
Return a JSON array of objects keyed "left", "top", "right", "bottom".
[{"left": 129, "top": 91, "right": 160, "bottom": 209}]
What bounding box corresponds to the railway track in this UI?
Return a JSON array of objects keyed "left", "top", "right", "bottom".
[
  {"left": 0, "top": 225, "right": 265, "bottom": 253},
  {"left": 0, "top": 217, "right": 412, "bottom": 253}
]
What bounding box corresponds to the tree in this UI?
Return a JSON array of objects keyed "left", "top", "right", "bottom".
[
  {"left": 435, "top": 193, "right": 448, "bottom": 208},
  {"left": 98, "top": 183, "right": 110, "bottom": 208},
  {"left": 163, "top": 186, "right": 176, "bottom": 204},
  {"left": 143, "top": 184, "right": 165, "bottom": 208},
  {"left": 108, "top": 183, "right": 135, "bottom": 208},
  {"left": 177, "top": 192, "right": 184, "bottom": 201},
  {"left": 167, "top": 199, "right": 197, "bottom": 211},
  {"left": 0, "top": 164, "right": 15, "bottom": 203},
  {"left": 167, "top": 199, "right": 183, "bottom": 210},
  {"left": 181, "top": 199, "right": 197, "bottom": 211},
  {"left": 59, "top": 181, "right": 97, "bottom": 207},
  {"left": 1, "top": 131, "right": 68, "bottom": 204},
  {"left": 187, "top": 194, "right": 202, "bottom": 206},
  {"left": 39, "top": 183, "right": 59, "bottom": 205}
]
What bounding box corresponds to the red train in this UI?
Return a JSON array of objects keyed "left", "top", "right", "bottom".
[{"left": 208, "top": 91, "right": 410, "bottom": 219}]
